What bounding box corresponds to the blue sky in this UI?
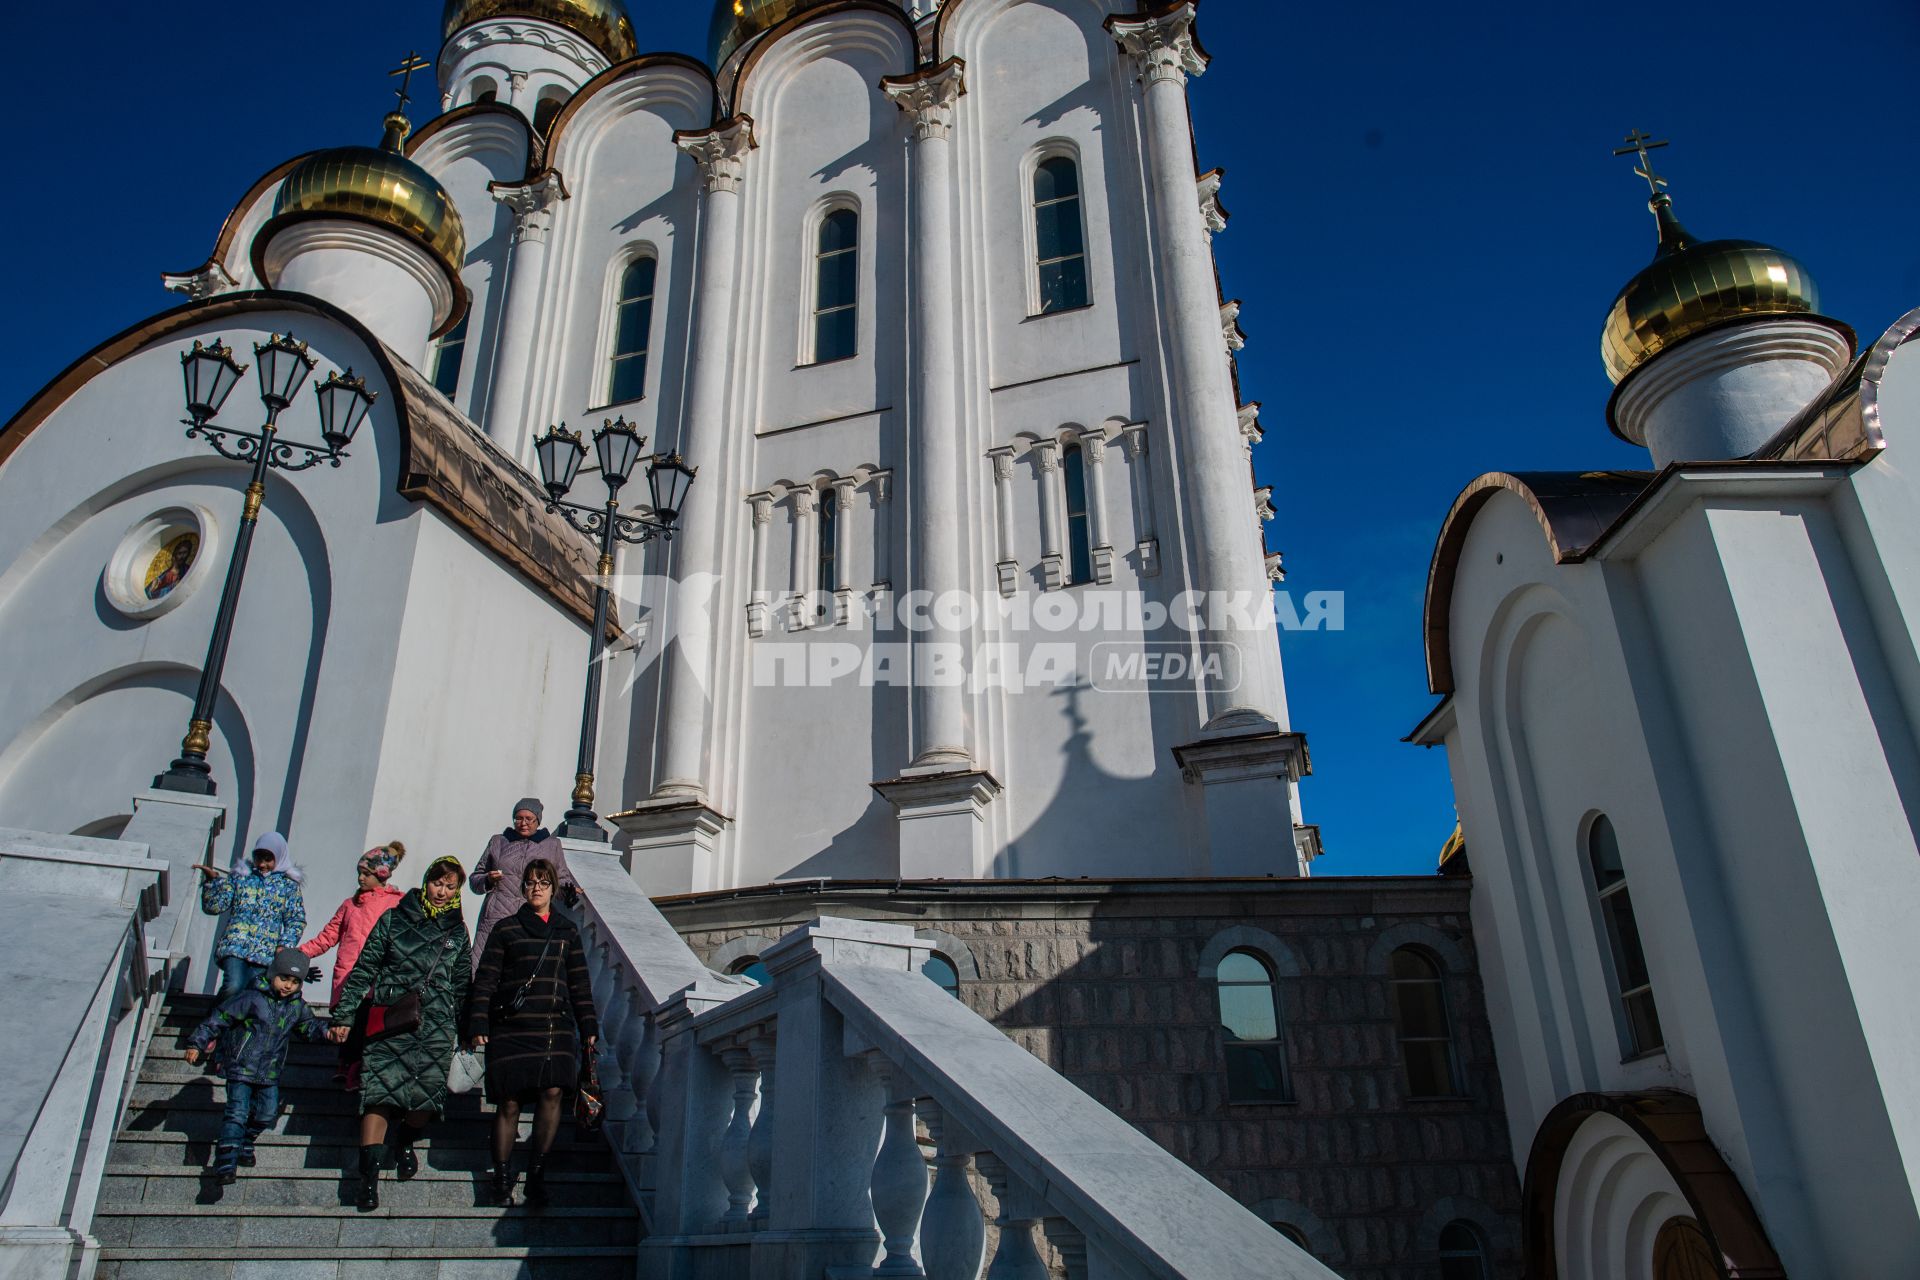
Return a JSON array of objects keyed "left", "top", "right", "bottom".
[{"left": 5, "top": 2, "right": 1915, "bottom": 874}]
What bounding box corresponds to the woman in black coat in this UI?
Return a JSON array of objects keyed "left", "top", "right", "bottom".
[{"left": 466, "top": 859, "right": 597, "bottom": 1206}]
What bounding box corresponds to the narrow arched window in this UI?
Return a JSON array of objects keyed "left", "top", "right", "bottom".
[
  {"left": 431, "top": 313, "right": 469, "bottom": 398},
  {"left": 1273, "top": 1224, "right": 1313, "bottom": 1255},
  {"left": 533, "top": 92, "right": 565, "bottom": 137},
  {"left": 1062, "top": 442, "right": 1093, "bottom": 584},
  {"left": 1033, "top": 156, "right": 1089, "bottom": 314},
  {"left": 471, "top": 78, "right": 499, "bottom": 105},
  {"left": 728, "top": 956, "right": 770, "bottom": 986},
  {"left": 816, "top": 487, "right": 838, "bottom": 601},
  {"left": 1438, "top": 1221, "right": 1490, "bottom": 1280},
  {"left": 1588, "top": 814, "right": 1664, "bottom": 1057},
  {"left": 1216, "top": 949, "right": 1290, "bottom": 1103},
  {"left": 922, "top": 954, "right": 961, "bottom": 998},
  {"left": 812, "top": 208, "right": 859, "bottom": 363},
  {"left": 607, "top": 256, "right": 656, "bottom": 406},
  {"left": 1390, "top": 947, "right": 1460, "bottom": 1097}
]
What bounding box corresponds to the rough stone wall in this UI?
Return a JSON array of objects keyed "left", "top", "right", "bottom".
[{"left": 658, "top": 877, "right": 1523, "bottom": 1280}]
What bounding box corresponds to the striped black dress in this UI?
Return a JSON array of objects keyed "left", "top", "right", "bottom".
[{"left": 466, "top": 904, "right": 598, "bottom": 1103}]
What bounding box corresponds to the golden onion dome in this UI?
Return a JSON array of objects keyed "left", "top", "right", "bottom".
[
  {"left": 262, "top": 114, "right": 467, "bottom": 301},
  {"left": 1602, "top": 195, "right": 1821, "bottom": 385},
  {"left": 443, "top": 0, "right": 638, "bottom": 63},
  {"left": 711, "top": 0, "right": 838, "bottom": 68}
]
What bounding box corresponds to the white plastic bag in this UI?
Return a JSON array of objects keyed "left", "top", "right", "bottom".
[{"left": 448, "top": 1047, "right": 486, "bottom": 1095}]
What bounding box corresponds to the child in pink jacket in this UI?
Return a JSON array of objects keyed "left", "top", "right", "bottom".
[{"left": 301, "top": 844, "right": 406, "bottom": 1084}]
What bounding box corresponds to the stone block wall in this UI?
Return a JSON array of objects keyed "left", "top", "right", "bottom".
[{"left": 656, "top": 876, "right": 1522, "bottom": 1280}]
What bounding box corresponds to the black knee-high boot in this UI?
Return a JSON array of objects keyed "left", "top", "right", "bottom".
[
  {"left": 355, "top": 1144, "right": 382, "bottom": 1212},
  {"left": 387, "top": 1122, "right": 423, "bottom": 1180}
]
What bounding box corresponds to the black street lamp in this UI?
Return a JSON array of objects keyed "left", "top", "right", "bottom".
[
  {"left": 154, "top": 334, "right": 377, "bottom": 794},
  {"left": 534, "top": 417, "right": 696, "bottom": 841}
]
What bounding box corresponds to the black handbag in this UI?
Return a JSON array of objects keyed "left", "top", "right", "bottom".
[{"left": 367, "top": 935, "right": 457, "bottom": 1042}]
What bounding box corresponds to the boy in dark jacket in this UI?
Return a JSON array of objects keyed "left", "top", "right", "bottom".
[{"left": 185, "top": 947, "right": 329, "bottom": 1182}]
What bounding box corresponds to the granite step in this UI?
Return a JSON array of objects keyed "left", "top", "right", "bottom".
[
  {"left": 95, "top": 1245, "right": 635, "bottom": 1280},
  {"left": 108, "top": 1130, "right": 610, "bottom": 1172},
  {"left": 92, "top": 1204, "right": 638, "bottom": 1249},
  {"left": 99, "top": 1165, "right": 630, "bottom": 1210}
]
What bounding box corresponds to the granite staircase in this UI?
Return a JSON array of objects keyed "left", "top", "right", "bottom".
[{"left": 94, "top": 992, "right": 642, "bottom": 1280}]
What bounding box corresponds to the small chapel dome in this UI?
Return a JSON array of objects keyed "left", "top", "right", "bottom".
[
  {"left": 1601, "top": 194, "right": 1821, "bottom": 386},
  {"left": 443, "top": 0, "right": 638, "bottom": 63},
  {"left": 263, "top": 113, "right": 467, "bottom": 298},
  {"left": 711, "top": 0, "right": 837, "bottom": 69}
]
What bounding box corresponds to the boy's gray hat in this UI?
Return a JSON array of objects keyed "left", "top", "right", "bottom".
[{"left": 269, "top": 948, "right": 308, "bottom": 981}]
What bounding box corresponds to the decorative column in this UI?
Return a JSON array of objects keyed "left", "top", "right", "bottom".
[
  {"left": 484, "top": 171, "right": 567, "bottom": 459},
  {"left": 1033, "top": 439, "right": 1065, "bottom": 591},
  {"left": 869, "top": 471, "right": 894, "bottom": 595},
  {"left": 1108, "top": 5, "right": 1275, "bottom": 732},
  {"left": 1119, "top": 423, "right": 1159, "bottom": 578},
  {"left": 790, "top": 486, "right": 820, "bottom": 629},
  {"left": 988, "top": 448, "right": 1018, "bottom": 596},
  {"left": 620, "top": 117, "right": 753, "bottom": 879},
  {"left": 746, "top": 492, "right": 773, "bottom": 638},
  {"left": 833, "top": 478, "right": 857, "bottom": 625},
  {"left": 874, "top": 60, "right": 1003, "bottom": 878},
  {"left": 1080, "top": 431, "right": 1115, "bottom": 584}
]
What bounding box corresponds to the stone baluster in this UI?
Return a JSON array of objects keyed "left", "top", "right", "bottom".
[
  {"left": 625, "top": 1007, "right": 661, "bottom": 1152},
  {"left": 599, "top": 990, "right": 642, "bottom": 1131},
  {"left": 717, "top": 1045, "right": 760, "bottom": 1226},
  {"left": 865, "top": 1056, "right": 929, "bottom": 1276},
  {"left": 977, "top": 1154, "right": 1047, "bottom": 1280},
  {"left": 915, "top": 1100, "right": 986, "bottom": 1280},
  {"left": 746, "top": 1030, "right": 777, "bottom": 1223},
  {"left": 1042, "top": 1218, "right": 1089, "bottom": 1280}
]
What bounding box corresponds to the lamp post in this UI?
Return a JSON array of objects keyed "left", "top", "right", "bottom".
[
  {"left": 153, "top": 334, "right": 378, "bottom": 794},
  {"left": 534, "top": 418, "right": 697, "bottom": 841}
]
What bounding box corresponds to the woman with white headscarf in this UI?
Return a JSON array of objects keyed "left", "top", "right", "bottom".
[{"left": 198, "top": 832, "right": 308, "bottom": 997}]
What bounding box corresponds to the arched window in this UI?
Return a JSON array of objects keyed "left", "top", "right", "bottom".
[
  {"left": 1062, "top": 441, "right": 1093, "bottom": 584},
  {"left": 1273, "top": 1223, "right": 1312, "bottom": 1254},
  {"left": 811, "top": 208, "right": 859, "bottom": 363},
  {"left": 816, "top": 486, "right": 838, "bottom": 602},
  {"left": 1438, "top": 1221, "right": 1490, "bottom": 1280},
  {"left": 533, "top": 91, "right": 565, "bottom": 137},
  {"left": 471, "top": 77, "right": 499, "bottom": 105},
  {"left": 1588, "top": 814, "right": 1664, "bottom": 1057},
  {"left": 1216, "top": 949, "right": 1290, "bottom": 1103},
  {"left": 1653, "top": 1217, "right": 1719, "bottom": 1280},
  {"left": 607, "top": 256, "right": 656, "bottom": 406},
  {"left": 1390, "top": 947, "right": 1460, "bottom": 1097},
  {"left": 431, "top": 313, "right": 469, "bottom": 398},
  {"left": 728, "top": 956, "right": 771, "bottom": 986},
  {"left": 1033, "top": 155, "right": 1089, "bottom": 314},
  {"left": 922, "top": 953, "right": 961, "bottom": 998}
]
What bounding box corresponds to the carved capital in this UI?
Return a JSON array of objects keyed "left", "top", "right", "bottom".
[
  {"left": 1197, "top": 168, "right": 1228, "bottom": 237},
  {"left": 1108, "top": 4, "right": 1208, "bottom": 87},
  {"left": 161, "top": 262, "right": 238, "bottom": 301},
  {"left": 1081, "top": 433, "right": 1108, "bottom": 465},
  {"left": 676, "top": 116, "right": 758, "bottom": 194},
  {"left": 1221, "top": 300, "right": 1245, "bottom": 354},
  {"left": 882, "top": 58, "right": 966, "bottom": 142},
  {"left": 1119, "top": 423, "right": 1150, "bottom": 461},
  {"left": 834, "top": 479, "right": 857, "bottom": 512},
  {"left": 1032, "top": 440, "right": 1060, "bottom": 475},
  {"left": 1237, "top": 401, "right": 1263, "bottom": 446},
  {"left": 790, "top": 485, "right": 818, "bottom": 516},
  {"left": 493, "top": 171, "right": 568, "bottom": 244},
  {"left": 988, "top": 447, "right": 1016, "bottom": 484},
  {"left": 1266, "top": 551, "right": 1286, "bottom": 584},
  {"left": 749, "top": 492, "right": 774, "bottom": 526},
  {"left": 1254, "top": 485, "right": 1275, "bottom": 525}
]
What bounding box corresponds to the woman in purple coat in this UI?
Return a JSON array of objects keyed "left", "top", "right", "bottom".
[{"left": 469, "top": 799, "right": 576, "bottom": 966}]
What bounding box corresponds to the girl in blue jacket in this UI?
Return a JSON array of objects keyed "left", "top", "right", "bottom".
[{"left": 199, "top": 832, "right": 307, "bottom": 996}]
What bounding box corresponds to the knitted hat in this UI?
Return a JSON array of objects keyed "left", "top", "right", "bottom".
[
  {"left": 512, "top": 798, "right": 544, "bottom": 822},
  {"left": 268, "top": 948, "right": 308, "bottom": 981},
  {"left": 358, "top": 842, "right": 405, "bottom": 882}
]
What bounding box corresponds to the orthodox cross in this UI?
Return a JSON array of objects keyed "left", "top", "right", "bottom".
[
  {"left": 390, "top": 52, "right": 432, "bottom": 115},
  {"left": 1613, "top": 129, "right": 1670, "bottom": 197}
]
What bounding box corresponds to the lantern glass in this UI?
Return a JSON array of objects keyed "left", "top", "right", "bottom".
[
  {"left": 646, "top": 453, "right": 696, "bottom": 525},
  {"left": 314, "top": 369, "right": 377, "bottom": 452},
  {"left": 255, "top": 333, "right": 316, "bottom": 414},
  {"left": 535, "top": 425, "right": 587, "bottom": 501},
  {"left": 593, "top": 418, "right": 646, "bottom": 486},
  {"left": 181, "top": 339, "right": 246, "bottom": 425}
]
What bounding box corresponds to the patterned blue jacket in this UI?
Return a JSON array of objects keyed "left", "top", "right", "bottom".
[
  {"left": 186, "top": 984, "right": 329, "bottom": 1086},
  {"left": 200, "top": 870, "right": 305, "bottom": 966}
]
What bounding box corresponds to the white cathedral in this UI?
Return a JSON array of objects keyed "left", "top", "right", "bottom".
[{"left": 1, "top": 1, "right": 1917, "bottom": 1278}]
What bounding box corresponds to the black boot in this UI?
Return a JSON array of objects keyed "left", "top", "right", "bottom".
[
  {"left": 489, "top": 1161, "right": 515, "bottom": 1206},
  {"left": 524, "top": 1155, "right": 549, "bottom": 1208},
  {"left": 355, "top": 1144, "right": 382, "bottom": 1212},
  {"left": 387, "top": 1123, "right": 422, "bottom": 1181}
]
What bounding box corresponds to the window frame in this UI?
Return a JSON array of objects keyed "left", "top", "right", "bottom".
[
  {"left": 1437, "top": 1219, "right": 1491, "bottom": 1280},
  {"left": 430, "top": 311, "right": 470, "bottom": 401},
  {"left": 815, "top": 483, "right": 838, "bottom": 605},
  {"left": 1024, "top": 145, "right": 1093, "bottom": 318},
  {"left": 532, "top": 90, "right": 566, "bottom": 137},
  {"left": 804, "top": 200, "right": 861, "bottom": 366},
  {"left": 1584, "top": 812, "right": 1665, "bottom": 1060},
  {"left": 592, "top": 246, "right": 660, "bottom": 412},
  {"left": 1060, "top": 439, "right": 1094, "bottom": 585},
  {"left": 1389, "top": 945, "right": 1463, "bottom": 1099},
  {"left": 1214, "top": 947, "right": 1293, "bottom": 1105}
]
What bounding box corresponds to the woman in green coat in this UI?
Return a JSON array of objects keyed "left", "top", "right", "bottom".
[{"left": 329, "top": 856, "right": 471, "bottom": 1211}]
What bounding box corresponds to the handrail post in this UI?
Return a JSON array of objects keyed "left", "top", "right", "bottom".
[{"left": 642, "top": 980, "right": 738, "bottom": 1253}]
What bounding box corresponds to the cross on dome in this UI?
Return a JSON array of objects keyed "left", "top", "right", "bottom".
[
  {"left": 389, "top": 51, "right": 432, "bottom": 116},
  {"left": 1612, "top": 128, "right": 1671, "bottom": 199}
]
